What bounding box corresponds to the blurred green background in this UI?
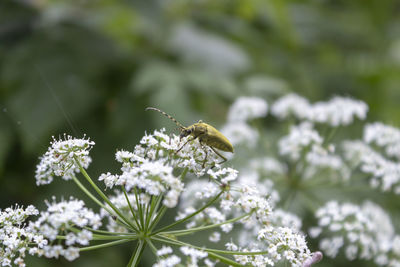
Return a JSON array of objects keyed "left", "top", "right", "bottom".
[{"left": 1, "top": 0, "right": 400, "bottom": 266}]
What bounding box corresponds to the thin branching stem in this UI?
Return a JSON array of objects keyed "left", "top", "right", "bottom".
[
  {"left": 151, "top": 190, "right": 224, "bottom": 235},
  {"left": 74, "top": 156, "right": 138, "bottom": 232}
]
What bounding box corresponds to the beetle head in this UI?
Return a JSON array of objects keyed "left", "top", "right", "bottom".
[{"left": 180, "top": 127, "right": 193, "bottom": 139}]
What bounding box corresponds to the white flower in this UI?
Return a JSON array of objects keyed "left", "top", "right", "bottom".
[
  {"left": 112, "top": 160, "right": 184, "bottom": 208},
  {"left": 64, "top": 247, "right": 80, "bottom": 261},
  {"left": 254, "top": 226, "right": 312, "bottom": 266},
  {"left": 153, "top": 255, "right": 181, "bottom": 267},
  {"left": 308, "top": 97, "right": 368, "bottom": 126},
  {"left": 342, "top": 140, "right": 400, "bottom": 193},
  {"left": 227, "top": 97, "right": 268, "bottom": 122},
  {"left": 157, "top": 246, "right": 173, "bottom": 256},
  {"left": 180, "top": 246, "right": 208, "bottom": 266},
  {"left": 272, "top": 94, "right": 368, "bottom": 126},
  {"left": 134, "top": 129, "right": 220, "bottom": 175},
  {"left": 35, "top": 134, "right": 94, "bottom": 185},
  {"left": 279, "top": 122, "right": 323, "bottom": 160},
  {"left": 0, "top": 205, "right": 45, "bottom": 267},
  {"left": 236, "top": 185, "right": 272, "bottom": 224},
  {"left": 236, "top": 170, "right": 280, "bottom": 206},
  {"left": 364, "top": 122, "right": 400, "bottom": 160},
  {"left": 207, "top": 167, "right": 238, "bottom": 184},
  {"left": 271, "top": 93, "right": 310, "bottom": 120},
  {"left": 98, "top": 172, "right": 119, "bottom": 189},
  {"left": 270, "top": 209, "right": 302, "bottom": 231},
  {"left": 304, "top": 144, "right": 350, "bottom": 181},
  {"left": 221, "top": 122, "right": 259, "bottom": 147},
  {"left": 209, "top": 232, "right": 221, "bottom": 243},
  {"left": 311, "top": 201, "right": 394, "bottom": 261}
]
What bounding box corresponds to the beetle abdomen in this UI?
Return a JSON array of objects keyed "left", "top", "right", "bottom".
[
  {"left": 197, "top": 124, "right": 234, "bottom": 153},
  {"left": 212, "top": 140, "right": 234, "bottom": 153}
]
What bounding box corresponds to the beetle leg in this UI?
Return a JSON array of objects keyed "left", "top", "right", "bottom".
[
  {"left": 210, "top": 147, "right": 227, "bottom": 165},
  {"left": 199, "top": 140, "right": 208, "bottom": 168},
  {"left": 175, "top": 133, "right": 204, "bottom": 154}
]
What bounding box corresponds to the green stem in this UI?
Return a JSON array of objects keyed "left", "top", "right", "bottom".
[
  {"left": 122, "top": 186, "right": 141, "bottom": 231},
  {"left": 156, "top": 235, "right": 271, "bottom": 256},
  {"left": 147, "top": 195, "right": 162, "bottom": 231},
  {"left": 180, "top": 167, "right": 188, "bottom": 180},
  {"left": 164, "top": 213, "right": 250, "bottom": 236},
  {"left": 208, "top": 251, "right": 243, "bottom": 267},
  {"left": 72, "top": 176, "right": 109, "bottom": 211},
  {"left": 143, "top": 196, "right": 152, "bottom": 232},
  {"left": 74, "top": 156, "right": 137, "bottom": 231},
  {"left": 146, "top": 238, "right": 159, "bottom": 260},
  {"left": 59, "top": 232, "right": 137, "bottom": 241},
  {"left": 82, "top": 226, "right": 135, "bottom": 236},
  {"left": 128, "top": 240, "right": 146, "bottom": 267},
  {"left": 152, "top": 191, "right": 223, "bottom": 235},
  {"left": 134, "top": 187, "right": 145, "bottom": 230},
  {"left": 148, "top": 205, "right": 167, "bottom": 232},
  {"left": 79, "top": 239, "right": 133, "bottom": 252}
]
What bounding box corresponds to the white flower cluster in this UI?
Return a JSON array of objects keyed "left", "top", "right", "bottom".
[
  {"left": 101, "top": 160, "right": 184, "bottom": 208},
  {"left": 178, "top": 157, "right": 314, "bottom": 266},
  {"left": 279, "top": 122, "right": 323, "bottom": 160},
  {"left": 269, "top": 209, "right": 303, "bottom": 231},
  {"left": 236, "top": 170, "right": 280, "bottom": 206},
  {"left": 99, "top": 128, "right": 245, "bottom": 210},
  {"left": 153, "top": 246, "right": 211, "bottom": 267},
  {"left": 304, "top": 145, "right": 350, "bottom": 181},
  {"left": 29, "top": 197, "right": 102, "bottom": 261},
  {"left": 343, "top": 140, "right": 400, "bottom": 193},
  {"left": 0, "top": 205, "right": 46, "bottom": 267},
  {"left": 35, "top": 134, "right": 94, "bottom": 185},
  {"left": 134, "top": 129, "right": 220, "bottom": 176},
  {"left": 309, "top": 200, "right": 400, "bottom": 265},
  {"left": 227, "top": 226, "right": 311, "bottom": 266},
  {"left": 221, "top": 122, "right": 259, "bottom": 147},
  {"left": 221, "top": 96, "right": 268, "bottom": 147},
  {"left": 228, "top": 97, "right": 268, "bottom": 122},
  {"left": 236, "top": 208, "right": 304, "bottom": 256},
  {"left": 207, "top": 167, "right": 238, "bottom": 184},
  {"left": 364, "top": 122, "right": 400, "bottom": 160},
  {"left": 272, "top": 94, "right": 368, "bottom": 126},
  {"left": 271, "top": 93, "right": 311, "bottom": 120},
  {"left": 235, "top": 185, "right": 273, "bottom": 224}
]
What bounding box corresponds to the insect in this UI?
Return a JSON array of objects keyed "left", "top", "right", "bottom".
[{"left": 146, "top": 107, "right": 234, "bottom": 167}]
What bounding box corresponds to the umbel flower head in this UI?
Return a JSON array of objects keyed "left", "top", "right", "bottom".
[
  {"left": 0, "top": 205, "right": 46, "bottom": 267},
  {"left": 35, "top": 134, "right": 94, "bottom": 185},
  {"left": 23, "top": 126, "right": 317, "bottom": 266}
]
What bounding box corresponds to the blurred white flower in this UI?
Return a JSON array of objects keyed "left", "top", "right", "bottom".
[
  {"left": 272, "top": 94, "right": 368, "bottom": 126},
  {"left": 310, "top": 201, "right": 395, "bottom": 262},
  {"left": 227, "top": 96, "right": 268, "bottom": 122},
  {"left": 271, "top": 93, "right": 311, "bottom": 120},
  {"left": 221, "top": 121, "right": 259, "bottom": 147},
  {"left": 364, "top": 122, "right": 400, "bottom": 160},
  {"left": 279, "top": 122, "right": 323, "bottom": 160},
  {"left": 342, "top": 140, "right": 400, "bottom": 193}
]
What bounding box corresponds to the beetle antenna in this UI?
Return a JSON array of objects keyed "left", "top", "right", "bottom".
[{"left": 146, "top": 107, "right": 185, "bottom": 129}]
